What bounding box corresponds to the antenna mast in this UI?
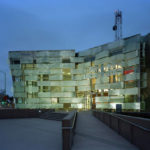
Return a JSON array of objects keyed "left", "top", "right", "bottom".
[{"left": 113, "top": 10, "right": 122, "bottom": 41}]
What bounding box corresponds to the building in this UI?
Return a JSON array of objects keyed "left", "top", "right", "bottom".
[{"left": 9, "top": 34, "right": 150, "bottom": 111}]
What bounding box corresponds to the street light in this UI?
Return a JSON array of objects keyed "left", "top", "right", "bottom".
[{"left": 0, "top": 70, "right": 6, "bottom": 95}]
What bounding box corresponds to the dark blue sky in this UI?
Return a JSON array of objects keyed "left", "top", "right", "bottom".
[{"left": 0, "top": 0, "right": 150, "bottom": 95}]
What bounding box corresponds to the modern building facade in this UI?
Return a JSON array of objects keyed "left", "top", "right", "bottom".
[{"left": 9, "top": 34, "right": 150, "bottom": 111}]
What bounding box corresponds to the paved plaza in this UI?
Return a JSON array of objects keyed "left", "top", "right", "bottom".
[
  {"left": 0, "top": 118, "right": 61, "bottom": 150},
  {"left": 72, "top": 111, "right": 139, "bottom": 150},
  {"left": 0, "top": 111, "right": 139, "bottom": 150}
]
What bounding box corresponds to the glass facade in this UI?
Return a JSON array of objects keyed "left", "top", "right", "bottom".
[{"left": 8, "top": 34, "right": 150, "bottom": 111}]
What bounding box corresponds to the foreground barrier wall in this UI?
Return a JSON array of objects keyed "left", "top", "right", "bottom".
[
  {"left": 93, "top": 110, "right": 150, "bottom": 150},
  {"left": 62, "top": 111, "right": 77, "bottom": 150},
  {"left": 0, "top": 109, "right": 54, "bottom": 119}
]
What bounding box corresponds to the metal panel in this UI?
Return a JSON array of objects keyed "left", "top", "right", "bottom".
[
  {"left": 25, "top": 75, "right": 38, "bottom": 81},
  {"left": 38, "top": 92, "right": 75, "bottom": 98},
  {"left": 59, "top": 98, "right": 84, "bottom": 103},
  {"left": 125, "top": 88, "right": 138, "bottom": 95},
  {"left": 95, "top": 84, "right": 110, "bottom": 90},
  {"left": 123, "top": 102, "right": 140, "bottom": 109},
  {"left": 124, "top": 73, "right": 140, "bottom": 81},
  {"left": 61, "top": 87, "right": 75, "bottom": 92},
  {"left": 11, "top": 70, "right": 22, "bottom": 76},
  {"left": 95, "top": 97, "right": 109, "bottom": 102},
  {"left": 70, "top": 57, "right": 84, "bottom": 63},
  {"left": 110, "top": 82, "right": 124, "bottom": 89},
  {"left": 109, "top": 89, "right": 124, "bottom": 95},
  {"left": 78, "top": 86, "right": 91, "bottom": 91},
  {"left": 14, "top": 92, "right": 26, "bottom": 97},
  {"left": 77, "top": 80, "right": 90, "bottom": 86},
  {"left": 126, "top": 57, "right": 139, "bottom": 66},
  {"left": 96, "top": 50, "right": 109, "bottom": 59}
]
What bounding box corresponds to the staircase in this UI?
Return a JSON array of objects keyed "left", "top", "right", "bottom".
[{"left": 40, "top": 111, "right": 68, "bottom": 121}]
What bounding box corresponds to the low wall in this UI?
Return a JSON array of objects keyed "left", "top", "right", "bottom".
[
  {"left": 119, "top": 112, "right": 150, "bottom": 119},
  {"left": 62, "top": 111, "right": 77, "bottom": 150},
  {"left": 114, "top": 113, "right": 150, "bottom": 129},
  {"left": 0, "top": 109, "right": 54, "bottom": 119},
  {"left": 93, "top": 110, "right": 150, "bottom": 150}
]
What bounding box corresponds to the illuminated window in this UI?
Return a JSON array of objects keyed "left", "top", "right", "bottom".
[
  {"left": 51, "top": 98, "right": 58, "bottom": 104},
  {"left": 109, "top": 75, "right": 113, "bottom": 83},
  {"left": 77, "top": 92, "right": 84, "bottom": 97},
  {"left": 104, "top": 89, "right": 108, "bottom": 96},
  {"left": 115, "top": 74, "right": 123, "bottom": 82},
  {"left": 104, "top": 64, "right": 108, "bottom": 72},
  {"left": 91, "top": 61, "right": 95, "bottom": 67},
  {"left": 63, "top": 69, "right": 71, "bottom": 80},
  {"left": 91, "top": 78, "right": 96, "bottom": 90},
  {"left": 21, "top": 64, "right": 36, "bottom": 70}
]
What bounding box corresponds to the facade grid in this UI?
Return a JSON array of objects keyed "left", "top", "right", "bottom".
[{"left": 9, "top": 34, "right": 150, "bottom": 111}]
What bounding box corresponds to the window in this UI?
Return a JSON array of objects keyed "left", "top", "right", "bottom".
[
  {"left": 62, "top": 58, "right": 70, "bottom": 63},
  {"left": 13, "top": 77, "right": 20, "bottom": 82},
  {"left": 91, "top": 78, "right": 96, "bottom": 90},
  {"left": 21, "top": 75, "right": 25, "bottom": 81},
  {"left": 63, "top": 69, "right": 71, "bottom": 80},
  {"left": 115, "top": 74, "right": 123, "bottom": 82},
  {"left": 76, "top": 92, "right": 84, "bottom": 98},
  {"left": 110, "top": 50, "right": 122, "bottom": 56},
  {"left": 38, "top": 74, "right": 49, "bottom": 81},
  {"left": 75, "top": 63, "right": 78, "bottom": 69},
  {"left": 32, "top": 92, "right": 38, "bottom": 98},
  {"left": 33, "top": 59, "right": 36, "bottom": 64},
  {"left": 50, "top": 86, "right": 61, "bottom": 92},
  {"left": 109, "top": 75, "right": 113, "bottom": 83},
  {"left": 124, "top": 95, "right": 138, "bottom": 103},
  {"left": 43, "top": 86, "right": 49, "bottom": 92},
  {"left": 43, "top": 74, "right": 49, "bottom": 81},
  {"left": 22, "top": 64, "right": 36, "bottom": 70},
  {"left": 27, "top": 92, "right": 38, "bottom": 98},
  {"left": 51, "top": 98, "right": 58, "bottom": 104},
  {"left": 32, "top": 81, "right": 37, "bottom": 86},
  {"left": 14, "top": 60, "right": 20, "bottom": 64},
  {"left": 124, "top": 80, "right": 138, "bottom": 88},
  {"left": 124, "top": 66, "right": 135, "bottom": 75},
  {"left": 26, "top": 81, "right": 32, "bottom": 86}
]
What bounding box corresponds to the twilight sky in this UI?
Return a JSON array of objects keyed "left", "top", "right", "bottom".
[{"left": 0, "top": 0, "right": 150, "bottom": 95}]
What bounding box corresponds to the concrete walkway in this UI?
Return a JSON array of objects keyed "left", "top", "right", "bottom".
[
  {"left": 72, "top": 111, "right": 139, "bottom": 150},
  {"left": 0, "top": 118, "right": 61, "bottom": 150}
]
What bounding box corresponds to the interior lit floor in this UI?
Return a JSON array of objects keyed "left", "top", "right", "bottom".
[{"left": 0, "top": 118, "right": 61, "bottom": 150}]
